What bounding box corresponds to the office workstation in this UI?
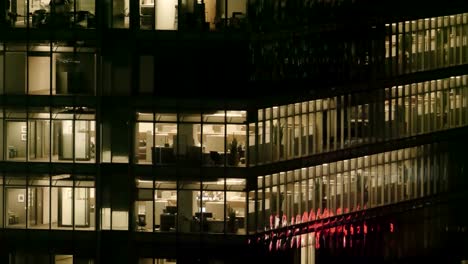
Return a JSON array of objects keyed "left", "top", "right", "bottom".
[{"left": 135, "top": 179, "right": 247, "bottom": 234}]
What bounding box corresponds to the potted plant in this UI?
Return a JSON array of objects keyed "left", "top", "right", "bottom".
[
  {"left": 227, "top": 206, "right": 239, "bottom": 233},
  {"left": 228, "top": 136, "right": 239, "bottom": 166}
]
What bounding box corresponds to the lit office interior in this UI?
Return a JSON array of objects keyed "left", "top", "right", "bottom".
[
  {"left": 385, "top": 12, "right": 468, "bottom": 75},
  {"left": 112, "top": 0, "right": 247, "bottom": 30},
  {"left": 253, "top": 143, "right": 448, "bottom": 232},
  {"left": 1, "top": 107, "right": 96, "bottom": 163},
  {"left": 1, "top": 174, "right": 95, "bottom": 230},
  {"left": 135, "top": 111, "right": 247, "bottom": 167},
  {"left": 8, "top": 253, "right": 94, "bottom": 264},
  {"left": 139, "top": 258, "right": 176, "bottom": 264},
  {"left": 0, "top": 42, "right": 96, "bottom": 95},
  {"left": 135, "top": 177, "right": 246, "bottom": 234},
  {"left": 6, "top": 0, "right": 95, "bottom": 28},
  {"left": 250, "top": 74, "right": 468, "bottom": 165}
]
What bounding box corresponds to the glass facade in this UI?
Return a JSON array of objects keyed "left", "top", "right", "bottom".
[
  {"left": 2, "top": 174, "right": 95, "bottom": 230},
  {"left": 135, "top": 111, "right": 247, "bottom": 167},
  {"left": 386, "top": 12, "right": 468, "bottom": 75},
  {"left": 135, "top": 178, "right": 246, "bottom": 234},
  {"left": 250, "top": 74, "right": 468, "bottom": 165},
  {"left": 1, "top": 42, "right": 96, "bottom": 95},
  {"left": 252, "top": 143, "right": 448, "bottom": 232},
  {"left": 7, "top": 0, "right": 95, "bottom": 29},
  {"left": 0, "top": 2, "right": 468, "bottom": 263},
  {"left": 1, "top": 107, "right": 96, "bottom": 163}
]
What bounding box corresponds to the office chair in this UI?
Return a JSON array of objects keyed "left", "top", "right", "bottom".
[
  {"left": 136, "top": 214, "right": 146, "bottom": 231},
  {"left": 209, "top": 151, "right": 222, "bottom": 165}
]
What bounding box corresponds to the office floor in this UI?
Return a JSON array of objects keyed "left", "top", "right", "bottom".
[
  {"left": 7, "top": 155, "right": 95, "bottom": 163},
  {"left": 6, "top": 222, "right": 95, "bottom": 230}
]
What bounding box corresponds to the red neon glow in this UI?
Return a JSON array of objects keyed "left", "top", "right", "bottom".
[
  {"left": 282, "top": 214, "right": 288, "bottom": 227},
  {"left": 315, "top": 231, "right": 320, "bottom": 249},
  {"left": 322, "top": 208, "right": 329, "bottom": 218},
  {"left": 364, "top": 222, "right": 368, "bottom": 234},
  {"left": 390, "top": 222, "right": 394, "bottom": 233},
  {"left": 303, "top": 211, "right": 309, "bottom": 223}
]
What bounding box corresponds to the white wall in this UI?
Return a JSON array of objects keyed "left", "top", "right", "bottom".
[
  {"left": 101, "top": 208, "right": 111, "bottom": 229},
  {"left": 74, "top": 188, "right": 87, "bottom": 226},
  {"left": 28, "top": 56, "right": 51, "bottom": 95},
  {"left": 51, "top": 188, "right": 58, "bottom": 223},
  {"left": 155, "top": 0, "right": 177, "bottom": 30},
  {"left": 112, "top": 211, "right": 129, "bottom": 230},
  {"left": 61, "top": 188, "right": 73, "bottom": 225},
  {"left": 42, "top": 187, "right": 50, "bottom": 224}
]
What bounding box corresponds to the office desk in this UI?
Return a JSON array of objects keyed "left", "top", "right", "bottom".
[
  {"left": 152, "top": 147, "right": 175, "bottom": 164},
  {"left": 207, "top": 219, "right": 224, "bottom": 233}
]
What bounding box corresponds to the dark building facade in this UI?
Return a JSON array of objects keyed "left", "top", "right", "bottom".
[{"left": 1, "top": 0, "right": 468, "bottom": 263}]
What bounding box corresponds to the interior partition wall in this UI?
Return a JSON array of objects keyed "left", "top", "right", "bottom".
[
  {"left": 2, "top": 106, "right": 96, "bottom": 163},
  {"left": 2, "top": 173, "right": 96, "bottom": 230},
  {"left": 0, "top": 41, "right": 96, "bottom": 95}
]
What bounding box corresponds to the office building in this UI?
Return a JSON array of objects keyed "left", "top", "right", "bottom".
[{"left": 0, "top": 0, "right": 468, "bottom": 263}]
